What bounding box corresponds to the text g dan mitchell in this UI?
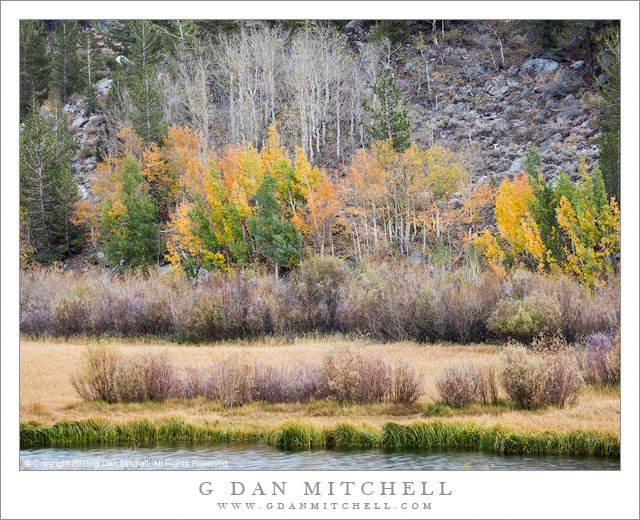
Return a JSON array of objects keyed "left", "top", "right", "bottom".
[{"left": 198, "top": 480, "right": 452, "bottom": 497}]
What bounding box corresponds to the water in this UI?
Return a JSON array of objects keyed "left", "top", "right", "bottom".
[{"left": 20, "top": 442, "right": 620, "bottom": 471}]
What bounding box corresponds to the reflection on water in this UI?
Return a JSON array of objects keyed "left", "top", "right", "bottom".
[{"left": 19, "top": 442, "right": 620, "bottom": 471}]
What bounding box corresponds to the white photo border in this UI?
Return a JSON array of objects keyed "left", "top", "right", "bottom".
[{"left": 2, "top": 2, "right": 638, "bottom": 519}]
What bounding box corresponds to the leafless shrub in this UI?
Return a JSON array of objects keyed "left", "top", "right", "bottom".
[
  {"left": 435, "top": 362, "right": 497, "bottom": 407},
  {"left": 580, "top": 332, "right": 621, "bottom": 385},
  {"left": 543, "top": 351, "right": 583, "bottom": 407},
  {"left": 71, "top": 346, "right": 121, "bottom": 403},
  {"left": 323, "top": 348, "right": 390, "bottom": 404},
  {"left": 500, "top": 345, "right": 583, "bottom": 409},
  {"left": 389, "top": 361, "right": 422, "bottom": 404},
  {"left": 203, "top": 359, "right": 254, "bottom": 408},
  {"left": 500, "top": 346, "right": 549, "bottom": 410}
]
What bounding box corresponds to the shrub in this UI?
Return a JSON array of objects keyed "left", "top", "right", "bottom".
[
  {"left": 252, "top": 362, "right": 329, "bottom": 403},
  {"left": 500, "top": 346, "right": 549, "bottom": 410},
  {"left": 437, "top": 274, "right": 505, "bottom": 342},
  {"left": 203, "top": 359, "right": 254, "bottom": 408},
  {"left": 187, "top": 293, "right": 224, "bottom": 342},
  {"left": 500, "top": 346, "right": 583, "bottom": 409},
  {"left": 73, "top": 348, "right": 179, "bottom": 403},
  {"left": 323, "top": 348, "right": 390, "bottom": 403},
  {"left": 297, "top": 255, "right": 349, "bottom": 332},
  {"left": 20, "top": 306, "right": 53, "bottom": 336},
  {"left": 489, "top": 295, "right": 559, "bottom": 343},
  {"left": 20, "top": 266, "right": 618, "bottom": 345},
  {"left": 581, "top": 332, "right": 621, "bottom": 385},
  {"left": 435, "top": 362, "right": 498, "bottom": 407},
  {"left": 543, "top": 351, "right": 583, "bottom": 407},
  {"left": 389, "top": 362, "right": 422, "bottom": 404},
  {"left": 71, "top": 346, "right": 121, "bottom": 403}
]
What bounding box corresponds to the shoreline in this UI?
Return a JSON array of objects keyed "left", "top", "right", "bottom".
[{"left": 20, "top": 417, "right": 620, "bottom": 457}]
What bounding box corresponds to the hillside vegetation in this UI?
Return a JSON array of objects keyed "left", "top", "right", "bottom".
[{"left": 20, "top": 20, "right": 620, "bottom": 282}]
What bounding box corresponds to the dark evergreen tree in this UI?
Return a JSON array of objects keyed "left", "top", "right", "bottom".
[
  {"left": 249, "top": 173, "right": 301, "bottom": 279},
  {"left": 126, "top": 20, "right": 161, "bottom": 69},
  {"left": 50, "top": 20, "right": 83, "bottom": 102},
  {"left": 363, "top": 67, "right": 411, "bottom": 152},
  {"left": 19, "top": 20, "right": 50, "bottom": 120},
  {"left": 80, "top": 29, "right": 106, "bottom": 116},
  {"left": 590, "top": 28, "right": 620, "bottom": 202},
  {"left": 523, "top": 144, "right": 563, "bottom": 266},
  {"left": 100, "top": 156, "right": 160, "bottom": 269},
  {"left": 129, "top": 67, "right": 166, "bottom": 147},
  {"left": 20, "top": 101, "right": 83, "bottom": 263}
]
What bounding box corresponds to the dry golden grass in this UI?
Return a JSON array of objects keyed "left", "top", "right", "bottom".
[{"left": 20, "top": 338, "right": 620, "bottom": 434}]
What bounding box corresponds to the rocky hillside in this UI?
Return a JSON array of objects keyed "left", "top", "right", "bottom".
[{"left": 64, "top": 20, "right": 602, "bottom": 206}]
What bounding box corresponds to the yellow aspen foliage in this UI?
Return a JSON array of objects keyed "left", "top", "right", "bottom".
[
  {"left": 555, "top": 165, "right": 620, "bottom": 285},
  {"left": 475, "top": 173, "right": 547, "bottom": 272}
]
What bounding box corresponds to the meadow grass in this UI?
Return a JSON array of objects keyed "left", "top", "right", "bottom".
[
  {"left": 20, "top": 339, "right": 621, "bottom": 438},
  {"left": 20, "top": 417, "right": 619, "bottom": 456}
]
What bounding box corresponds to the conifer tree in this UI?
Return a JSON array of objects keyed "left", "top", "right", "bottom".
[
  {"left": 363, "top": 67, "right": 411, "bottom": 152},
  {"left": 100, "top": 156, "right": 160, "bottom": 269},
  {"left": 50, "top": 21, "right": 83, "bottom": 102},
  {"left": 126, "top": 20, "right": 161, "bottom": 69},
  {"left": 124, "top": 21, "right": 166, "bottom": 147},
  {"left": 129, "top": 67, "right": 166, "bottom": 147},
  {"left": 81, "top": 30, "right": 106, "bottom": 116},
  {"left": 523, "top": 144, "right": 563, "bottom": 265},
  {"left": 249, "top": 173, "right": 301, "bottom": 278},
  {"left": 20, "top": 101, "right": 82, "bottom": 263},
  {"left": 19, "top": 20, "right": 50, "bottom": 119},
  {"left": 590, "top": 28, "right": 620, "bottom": 203}
]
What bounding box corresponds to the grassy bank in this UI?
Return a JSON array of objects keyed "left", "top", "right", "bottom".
[
  {"left": 20, "top": 417, "right": 619, "bottom": 457},
  {"left": 20, "top": 339, "right": 620, "bottom": 452}
]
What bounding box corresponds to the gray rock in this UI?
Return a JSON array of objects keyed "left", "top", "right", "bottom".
[
  {"left": 548, "top": 68, "right": 580, "bottom": 96},
  {"left": 96, "top": 251, "right": 106, "bottom": 264},
  {"left": 508, "top": 157, "right": 524, "bottom": 174},
  {"left": 83, "top": 157, "right": 96, "bottom": 167},
  {"left": 465, "top": 64, "right": 487, "bottom": 81},
  {"left": 507, "top": 65, "right": 519, "bottom": 76},
  {"left": 95, "top": 78, "right": 113, "bottom": 96},
  {"left": 570, "top": 60, "right": 584, "bottom": 69},
  {"left": 519, "top": 58, "right": 559, "bottom": 78},
  {"left": 85, "top": 114, "right": 107, "bottom": 128},
  {"left": 158, "top": 265, "right": 173, "bottom": 275},
  {"left": 539, "top": 133, "right": 562, "bottom": 152},
  {"left": 448, "top": 198, "right": 464, "bottom": 209},
  {"left": 197, "top": 267, "right": 209, "bottom": 278},
  {"left": 71, "top": 115, "right": 88, "bottom": 129},
  {"left": 344, "top": 20, "right": 364, "bottom": 31},
  {"left": 459, "top": 85, "right": 474, "bottom": 96},
  {"left": 115, "top": 55, "right": 130, "bottom": 66},
  {"left": 485, "top": 77, "right": 509, "bottom": 97}
]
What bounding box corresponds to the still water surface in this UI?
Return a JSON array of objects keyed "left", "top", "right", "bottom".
[{"left": 20, "top": 442, "right": 620, "bottom": 471}]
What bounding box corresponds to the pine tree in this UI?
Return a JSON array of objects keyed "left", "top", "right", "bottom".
[
  {"left": 126, "top": 20, "right": 161, "bottom": 69},
  {"left": 363, "top": 67, "right": 411, "bottom": 152},
  {"left": 81, "top": 30, "right": 106, "bottom": 116},
  {"left": 523, "top": 144, "right": 563, "bottom": 266},
  {"left": 590, "top": 28, "right": 620, "bottom": 203},
  {"left": 50, "top": 21, "right": 83, "bottom": 102},
  {"left": 249, "top": 173, "right": 301, "bottom": 278},
  {"left": 19, "top": 20, "right": 50, "bottom": 120},
  {"left": 20, "top": 102, "right": 82, "bottom": 263},
  {"left": 100, "top": 156, "right": 160, "bottom": 269},
  {"left": 129, "top": 67, "right": 166, "bottom": 147}
]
